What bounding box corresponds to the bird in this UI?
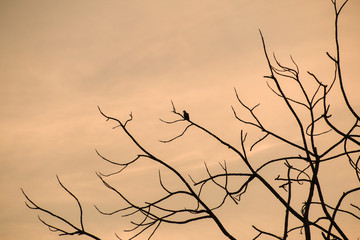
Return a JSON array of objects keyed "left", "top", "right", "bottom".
[{"left": 183, "top": 110, "right": 190, "bottom": 121}]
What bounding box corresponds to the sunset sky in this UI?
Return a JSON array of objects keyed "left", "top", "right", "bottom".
[{"left": 1, "top": 0, "right": 360, "bottom": 239}]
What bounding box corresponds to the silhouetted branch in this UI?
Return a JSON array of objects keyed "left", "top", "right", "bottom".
[
  {"left": 282, "top": 161, "right": 292, "bottom": 239},
  {"left": 252, "top": 225, "right": 282, "bottom": 240},
  {"left": 159, "top": 123, "right": 193, "bottom": 143},
  {"left": 21, "top": 178, "right": 100, "bottom": 240},
  {"left": 23, "top": 1, "right": 358, "bottom": 239},
  {"left": 96, "top": 106, "right": 237, "bottom": 240},
  {"left": 326, "top": 186, "right": 360, "bottom": 238}
]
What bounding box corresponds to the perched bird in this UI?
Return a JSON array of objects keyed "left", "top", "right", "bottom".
[{"left": 183, "top": 110, "right": 190, "bottom": 121}]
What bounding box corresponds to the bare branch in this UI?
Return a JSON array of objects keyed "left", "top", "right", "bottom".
[
  {"left": 21, "top": 185, "right": 100, "bottom": 240},
  {"left": 159, "top": 124, "right": 193, "bottom": 143}
]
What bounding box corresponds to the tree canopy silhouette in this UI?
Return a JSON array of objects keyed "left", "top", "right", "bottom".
[{"left": 22, "top": 1, "right": 359, "bottom": 239}]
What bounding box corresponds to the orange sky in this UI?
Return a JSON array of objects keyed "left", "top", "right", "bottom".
[{"left": 1, "top": 1, "right": 360, "bottom": 239}]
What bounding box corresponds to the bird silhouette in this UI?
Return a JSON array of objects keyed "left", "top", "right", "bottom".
[{"left": 183, "top": 110, "right": 190, "bottom": 121}]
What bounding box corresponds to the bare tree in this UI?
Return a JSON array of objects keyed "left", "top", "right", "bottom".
[{"left": 22, "top": 0, "right": 359, "bottom": 239}]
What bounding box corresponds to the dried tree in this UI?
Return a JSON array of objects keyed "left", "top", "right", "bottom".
[{"left": 22, "top": 0, "right": 359, "bottom": 239}]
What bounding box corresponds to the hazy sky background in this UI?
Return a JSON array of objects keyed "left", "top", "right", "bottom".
[{"left": 1, "top": 0, "right": 360, "bottom": 239}]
